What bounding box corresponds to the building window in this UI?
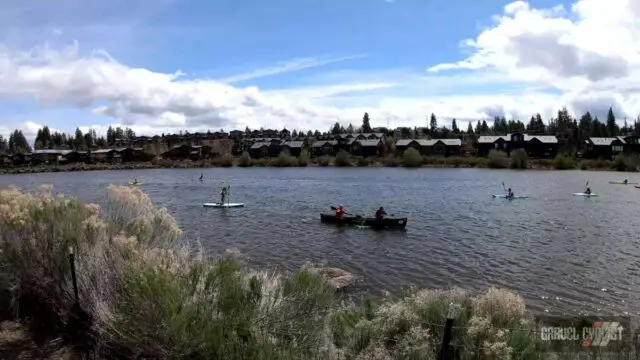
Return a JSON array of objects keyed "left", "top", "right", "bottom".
[{"left": 612, "top": 145, "right": 623, "bottom": 152}]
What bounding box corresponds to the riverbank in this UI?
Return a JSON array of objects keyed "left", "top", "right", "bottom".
[
  {"left": 0, "top": 151, "right": 632, "bottom": 174},
  {"left": 0, "top": 185, "right": 634, "bottom": 359}
]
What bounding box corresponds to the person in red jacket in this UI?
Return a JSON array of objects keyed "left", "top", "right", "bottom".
[
  {"left": 335, "top": 204, "right": 346, "bottom": 218},
  {"left": 375, "top": 207, "right": 387, "bottom": 220}
]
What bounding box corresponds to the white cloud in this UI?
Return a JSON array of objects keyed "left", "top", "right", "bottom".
[
  {"left": 218, "top": 54, "right": 369, "bottom": 84},
  {"left": 1, "top": 0, "right": 640, "bottom": 141}
]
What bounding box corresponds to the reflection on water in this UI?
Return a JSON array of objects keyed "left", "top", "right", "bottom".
[{"left": 2, "top": 167, "right": 640, "bottom": 316}]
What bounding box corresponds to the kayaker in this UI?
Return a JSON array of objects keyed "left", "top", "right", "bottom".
[
  {"left": 585, "top": 187, "right": 591, "bottom": 195},
  {"left": 507, "top": 188, "right": 514, "bottom": 198},
  {"left": 133, "top": 178, "right": 138, "bottom": 185},
  {"left": 624, "top": 179, "right": 628, "bottom": 185},
  {"left": 335, "top": 204, "right": 346, "bottom": 219},
  {"left": 375, "top": 207, "right": 387, "bottom": 220},
  {"left": 199, "top": 173, "right": 203, "bottom": 181},
  {"left": 220, "top": 186, "right": 228, "bottom": 204}
]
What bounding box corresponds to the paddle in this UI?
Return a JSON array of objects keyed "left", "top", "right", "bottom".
[{"left": 227, "top": 185, "right": 231, "bottom": 205}]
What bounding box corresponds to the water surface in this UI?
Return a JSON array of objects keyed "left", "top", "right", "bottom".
[{"left": 2, "top": 167, "right": 639, "bottom": 316}]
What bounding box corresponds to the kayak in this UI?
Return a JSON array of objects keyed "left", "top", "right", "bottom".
[
  {"left": 203, "top": 203, "right": 245, "bottom": 208},
  {"left": 320, "top": 214, "right": 407, "bottom": 230},
  {"left": 128, "top": 182, "right": 143, "bottom": 186},
  {"left": 572, "top": 193, "right": 598, "bottom": 196},
  {"left": 492, "top": 194, "right": 528, "bottom": 199},
  {"left": 635, "top": 186, "right": 640, "bottom": 189},
  {"left": 608, "top": 181, "right": 637, "bottom": 184}
]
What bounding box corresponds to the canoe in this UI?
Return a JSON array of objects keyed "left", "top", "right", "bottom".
[
  {"left": 572, "top": 193, "right": 598, "bottom": 196},
  {"left": 492, "top": 194, "right": 528, "bottom": 199},
  {"left": 203, "top": 203, "right": 245, "bottom": 208},
  {"left": 320, "top": 214, "right": 407, "bottom": 230},
  {"left": 608, "top": 181, "right": 637, "bottom": 185}
]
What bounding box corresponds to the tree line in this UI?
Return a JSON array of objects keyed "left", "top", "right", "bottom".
[{"left": 2, "top": 107, "right": 639, "bottom": 154}]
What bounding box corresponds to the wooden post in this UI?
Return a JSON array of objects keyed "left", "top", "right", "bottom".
[
  {"left": 438, "top": 303, "right": 457, "bottom": 360},
  {"left": 68, "top": 247, "right": 79, "bottom": 305}
]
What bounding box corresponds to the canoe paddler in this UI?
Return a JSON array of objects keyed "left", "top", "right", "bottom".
[
  {"left": 507, "top": 188, "right": 514, "bottom": 198},
  {"left": 375, "top": 207, "right": 387, "bottom": 220},
  {"left": 335, "top": 204, "right": 346, "bottom": 219}
]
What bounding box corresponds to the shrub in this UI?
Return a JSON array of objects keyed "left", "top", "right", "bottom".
[
  {"left": 355, "top": 156, "right": 370, "bottom": 167},
  {"left": 614, "top": 153, "right": 628, "bottom": 171},
  {"left": 317, "top": 155, "right": 330, "bottom": 167},
  {"left": 297, "top": 150, "right": 310, "bottom": 167},
  {"left": 510, "top": 148, "right": 528, "bottom": 169},
  {"left": 626, "top": 153, "right": 639, "bottom": 172},
  {"left": 402, "top": 148, "right": 423, "bottom": 167},
  {"left": 381, "top": 155, "right": 400, "bottom": 167},
  {"left": 553, "top": 155, "right": 574, "bottom": 170},
  {"left": 334, "top": 150, "right": 351, "bottom": 167},
  {"left": 487, "top": 150, "right": 508, "bottom": 169},
  {"left": 237, "top": 151, "right": 252, "bottom": 167},
  {"left": 212, "top": 154, "right": 234, "bottom": 167},
  {"left": 271, "top": 152, "right": 298, "bottom": 167}
]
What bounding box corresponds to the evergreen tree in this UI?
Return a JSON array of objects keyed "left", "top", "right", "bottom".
[
  {"left": 361, "top": 112, "right": 372, "bottom": 133},
  {"left": 73, "top": 128, "right": 86, "bottom": 150},
  {"left": 451, "top": 119, "right": 459, "bottom": 133},
  {"left": 346, "top": 123, "right": 354, "bottom": 134},
  {"left": 429, "top": 113, "right": 438, "bottom": 132},
  {"left": 466, "top": 122, "right": 474, "bottom": 134},
  {"left": 331, "top": 122, "right": 341, "bottom": 135},
  {"left": 606, "top": 107, "right": 618, "bottom": 136}
]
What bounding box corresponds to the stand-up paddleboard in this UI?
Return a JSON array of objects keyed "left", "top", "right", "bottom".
[
  {"left": 203, "top": 203, "right": 245, "bottom": 208},
  {"left": 492, "top": 194, "right": 528, "bottom": 199},
  {"left": 572, "top": 193, "right": 598, "bottom": 196}
]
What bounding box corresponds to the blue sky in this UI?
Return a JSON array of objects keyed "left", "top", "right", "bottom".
[{"left": 0, "top": 0, "right": 638, "bottom": 139}]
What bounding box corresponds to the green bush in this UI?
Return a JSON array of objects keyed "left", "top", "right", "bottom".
[
  {"left": 487, "top": 150, "right": 508, "bottom": 168},
  {"left": 510, "top": 148, "right": 528, "bottom": 169},
  {"left": 271, "top": 151, "right": 298, "bottom": 167},
  {"left": 402, "top": 148, "right": 423, "bottom": 167},
  {"left": 614, "top": 153, "right": 628, "bottom": 171},
  {"left": 381, "top": 155, "right": 400, "bottom": 167},
  {"left": 237, "top": 151, "right": 252, "bottom": 167},
  {"left": 355, "top": 156, "right": 370, "bottom": 167},
  {"left": 553, "top": 154, "right": 574, "bottom": 170},
  {"left": 317, "top": 155, "right": 330, "bottom": 167},
  {"left": 297, "top": 150, "right": 310, "bottom": 167},
  {"left": 334, "top": 150, "right": 352, "bottom": 167}
]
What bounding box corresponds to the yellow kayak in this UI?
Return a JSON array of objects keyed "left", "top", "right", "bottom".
[{"left": 128, "top": 182, "right": 143, "bottom": 186}]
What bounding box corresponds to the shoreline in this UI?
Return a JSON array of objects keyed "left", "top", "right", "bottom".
[{"left": 0, "top": 156, "right": 629, "bottom": 174}]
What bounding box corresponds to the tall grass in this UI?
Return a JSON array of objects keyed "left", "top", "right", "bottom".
[{"left": 0, "top": 186, "right": 566, "bottom": 359}]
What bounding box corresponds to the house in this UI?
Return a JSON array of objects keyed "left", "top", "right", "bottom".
[
  {"left": 281, "top": 141, "right": 305, "bottom": 157},
  {"left": 395, "top": 139, "right": 432, "bottom": 155},
  {"left": 395, "top": 139, "right": 462, "bottom": 157},
  {"left": 12, "top": 153, "right": 31, "bottom": 166},
  {"left": 249, "top": 143, "right": 269, "bottom": 158},
  {"left": 62, "top": 151, "right": 89, "bottom": 164},
  {"left": 476, "top": 133, "right": 558, "bottom": 158},
  {"left": 583, "top": 137, "right": 625, "bottom": 159},
  {"left": 618, "top": 135, "right": 640, "bottom": 154},
  {"left": 353, "top": 139, "right": 385, "bottom": 157},
  {"left": 0, "top": 153, "right": 12, "bottom": 167},
  {"left": 91, "top": 149, "right": 119, "bottom": 163},
  {"left": 312, "top": 140, "right": 337, "bottom": 156},
  {"left": 118, "top": 147, "right": 151, "bottom": 162},
  {"left": 161, "top": 145, "right": 194, "bottom": 160},
  {"left": 31, "top": 149, "right": 71, "bottom": 164}
]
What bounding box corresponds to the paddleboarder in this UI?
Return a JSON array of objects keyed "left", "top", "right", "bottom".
[{"left": 220, "top": 186, "right": 228, "bottom": 204}]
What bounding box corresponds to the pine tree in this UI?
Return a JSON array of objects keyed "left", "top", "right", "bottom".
[{"left": 361, "top": 112, "right": 372, "bottom": 133}]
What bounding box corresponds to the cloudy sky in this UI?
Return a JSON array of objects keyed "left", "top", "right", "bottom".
[{"left": 0, "top": 0, "right": 638, "bottom": 141}]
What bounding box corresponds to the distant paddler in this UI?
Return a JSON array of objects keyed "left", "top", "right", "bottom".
[
  {"left": 199, "top": 173, "right": 203, "bottom": 181},
  {"left": 220, "top": 186, "right": 228, "bottom": 205}
]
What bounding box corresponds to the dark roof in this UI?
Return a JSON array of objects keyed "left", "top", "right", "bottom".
[
  {"left": 358, "top": 139, "right": 383, "bottom": 147},
  {"left": 282, "top": 141, "right": 304, "bottom": 148},
  {"left": 250, "top": 143, "right": 269, "bottom": 149}
]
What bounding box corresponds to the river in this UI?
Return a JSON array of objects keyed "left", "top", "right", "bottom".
[{"left": 2, "top": 167, "right": 639, "bottom": 316}]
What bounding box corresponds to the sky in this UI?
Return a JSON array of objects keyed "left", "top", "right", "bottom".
[{"left": 0, "top": 0, "right": 639, "bottom": 142}]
